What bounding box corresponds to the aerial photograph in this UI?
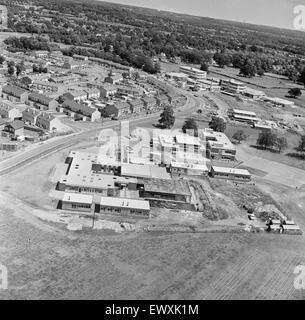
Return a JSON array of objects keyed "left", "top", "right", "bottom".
[{"left": 0, "top": 0, "right": 305, "bottom": 303}]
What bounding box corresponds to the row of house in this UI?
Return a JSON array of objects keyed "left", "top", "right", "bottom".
[
  {"left": 62, "top": 100, "right": 101, "bottom": 122},
  {"left": 103, "top": 94, "right": 175, "bottom": 118}
]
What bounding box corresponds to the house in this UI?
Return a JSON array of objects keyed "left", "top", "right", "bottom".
[
  {"left": 0, "top": 100, "right": 23, "bottom": 120},
  {"left": 167, "top": 92, "right": 180, "bottom": 106},
  {"left": 100, "top": 84, "right": 117, "bottom": 99},
  {"left": 142, "top": 96, "right": 157, "bottom": 112},
  {"left": 62, "top": 100, "right": 101, "bottom": 122},
  {"left": 104, "top": 102, "right": 131, "bottom": 118},
  {"left": 104, "top": 73, "right": 123, "bottom": 85},
  {"left": 0, "top": 118, "right": 7, "bottom": 131},
  {"left": 128, "top": 99, "right": 145, "bottom": 114},
  {"left": 1, "top": 85, "right": 29, "bottom": 103},
  {"left": 156, "top": 94, "right": 169, "bottom": 108},
  {"left": 3, "top": 120, "right": 25, "bottom": 138},
  {"left": 84, "top": 88, "right": 100, "bottom": 100},
  {"left": 61, "top": 193, "right": 93, "bottom": 213},
  {"left": 31, "top": 81, "right": 59, "bottom": 93},
  {"left": 36, "top": 112, "right": 63, "bottom": 131},
  {"left": 22, "top": 107, "right": 41, "bottom": 125},
  {"left": 117, "top": 85, "right": 141, "bottom": 96},
  {"left": 32, "top": 50, "right": 49, "bottom": 58},
  {"left": 63, "top": 90, "right": 87, "bottom": 103},
  {"left": 28, "top": 92, "right": 58, "bottom": 111}
]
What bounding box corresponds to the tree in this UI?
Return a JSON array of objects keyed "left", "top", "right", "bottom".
[
  {"left": 275, "top": 137, "right": 288, "bottom": 153},
  {"left": 299, "top": 67, "right": 305, "bottom": 86},
  {"left": 209, "top": 117, "right": 226, "bottom": 132},
  {"left": 200, "top": 62, "right": 209, "bottom": 72},
  {"left": 213, "top": 52, "right": 231, "bottom": 68},
  {"left": 256, "top": 130, "right": 277, "bottom": 149},
  {"left": 182, "top": 118, "right": 198, "bottom": 136},
  {"left": 7, "top": 66, "right": 15, "bottom": 76},
  {"left": 16, "top": 63, "right": 25, "bottom": 77},
  {"left": 232, "top": 130, "right": 247, "bottom": 144},
  {"left": 158, "top": 105, "right": 175, "bottom": 129},
  {"left": 297, "top": 135, "right": 305, "bottom": 152},
  {"left": 0, "top": 55, "right": 5, "bottom": 65},
  {"left": 288, "top": 88, "right": 302, "bottom": 99},
  {"left": 239, "top": 60, "right": 257, "bottom": 77}
]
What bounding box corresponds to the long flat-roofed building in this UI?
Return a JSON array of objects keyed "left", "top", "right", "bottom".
[
  {"left": 179, "top": 66, "right": 207, "bottom": 80},
  {"left": 210, "top": 166, "right": 251, "bottom": 181},
  {"left": 220, "top": 79, "right": 246, "bottom": 94},
  {"left": 98, "top": 197, "right": 150, "bottom": 217},
  {"left": 229, "top": 109, "right": 260, "bottom": 124}
]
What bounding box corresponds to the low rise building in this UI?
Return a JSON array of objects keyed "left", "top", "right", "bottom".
[
  {"left": 104, "top": 102, "right": 131, "bottom": 119},
  {"left": 128, "top": 98, "right": 145, "bottom": 114},
  {"left": 62, "top": 100, "right": 101, "bottom": 122},
  {"left": 36, "top": 112, "right": 63, "bottom": 131},
  {"left": 220, "top": 79, "right": 246, "bottom": 94},
  {"left": 2, "top": 85, "right": 29, "bottom": 103},
  {"left": 242, "top": 87, "right": 266, "bottom": 100},
  {"left": 264, "top": 96, "right": 294, "bottom": 108},
  {"left": 203, "top": 129, "right": 236, "bottom": 161},
  {"left": 0, "top": 100, "right": 23, "bottom": 120},
  {"left": 100, "top": 84, "right": 117, "bottom": 99},
  {"left": 142, "top": 96, "right": 157, "bottom": 112},
  {"left": 229, "top": 109, "right": 260, "bottom": 124},
  {"left": 28, "top": 92, "right": 58, "bottom": 111},
  {"left": 63, "top": 90, "right": 88, "bottom": 103},
  {"left": 22, "top": 107, "right": 41, "bottom": 125},
  {"left": 179, "top": 66, "right": 207, "bottom": 80},
  {"left": 210, "top": 166, "right": 251, "bottom": 181}
]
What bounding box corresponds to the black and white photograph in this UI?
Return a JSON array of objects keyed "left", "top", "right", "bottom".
[{"left": 0, "top": 0, "right": 305, "bottom": 304}]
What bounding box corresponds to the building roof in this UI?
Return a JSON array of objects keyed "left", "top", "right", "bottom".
[
  {"left": 62, "top": 192, "right": 93, "bottom": 204},
  {"left": 128, "top": 98, "right": 144, "bottom": 107},
  {"left": 6, "top": 120, "right": 25, "bottom": 130},
  {"left": 233, "top": 109, "right": 257, "bottom": 116},
  {"left": 175, "top": 134, "right": 201, "bottom": 146},
  {"left": 100, "top": 197, "right": 150, "bottom": 211},
  {"left": 63, "top": 100, "right": 99, "bottom": 116},
  {"left": 212, "top": 166, "right": 251, "bottom": 176},
  {"left": 29, "top": 92, "right": 54, "bottom": 105},
  {"left": 121, "top": 163, "right": 171, "bottom": 179},
  {"left": 114, "top": 102, "right": 131, "bottom": 110},
  {"left": 141, "top": 178, "right": 191, "bottom": 196},
  {"left": 2, "top": 85, "right": 28, "bottom": 98},
  {"left": 23, "top": 107, "right": 41, "bottom": 117}
]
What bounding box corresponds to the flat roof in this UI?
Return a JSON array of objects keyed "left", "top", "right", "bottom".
[
  {"left": 175, "top": 134, "right": 201, "bottom": 146},
  {"left": 212, "top": 166, "right": 251, "bottom": 176},
  {"left": 233, "top": 115, "right": 260, "bottom": 121},
  {"left": 100, "top": 197, "right": 150, "bottom": 211},
  {"left": 171, "top": 161, "right": 209, "bottom": 171},
  {"left": 62, "top": 192, "right": 93, "bottom": 204},
  {"left": 242, "top": 87, "right": 265, "bottom": 96},
  {"left": 233, "top": 109, "right": 257, "bottom": 116},
  {"left": 121, "top": 163, "right": 171, "bottom": 179},
  {"left": 179, "top": 66, "right": 206, "bottom": 73},
  {"left": 141, "top": 178, "right": 191, "bottom": 196}
]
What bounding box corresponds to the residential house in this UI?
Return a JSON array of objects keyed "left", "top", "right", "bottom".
[
  {"left": 128, "top": 99, "right": 145, "bottom": 114},
  {"left": 63, "top": 90, "right": 87, "bottom": 103},
  {"left": 156, "top": 94, "right": 169, "bottom": 108},
  {"left": 104, "top": 102, "right": 131, "bottom": 118},
  {"left": 100, "top": 84, "right": 117, "bottom": 99},
  {"left": 84, "top": 88, "right": 100, "bottom": 100},
  {"left": 31, "top": 81, "right": 59, "bottom": 93},
  {"left": 62, "top": 100, "right": 101, "bottom": 122},
  {"left": 142, "top": 96, "right": 157, "bottom": 113},
  {"left": 28, "top": 92, "right": 58, "bottom": 111},
  {"left": 104, "top": 73, "right": 123, "bottom": 85},
  {"left": 36, "top": 112, "right": 63, "bottom": 131},
  {"left": 22, "top": 107, "right": 41, "bottom": 125},
  {"left": 0, "top": 100, "right": 23, "bottom": 120},
  {"left": 4, "top": 120, "right": 25, "bottom": 138},
  {"left": 1, "top": 85, "right": 29, "bottom": 103}
]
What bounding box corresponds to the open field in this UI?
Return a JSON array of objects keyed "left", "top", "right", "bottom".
[{"left": 1, "top": 198, "right": 305, "bottom": 300}]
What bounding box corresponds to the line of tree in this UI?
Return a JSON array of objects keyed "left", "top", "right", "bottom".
[{"left": 256, "top": 130, "right": 288, "bottom": 153}]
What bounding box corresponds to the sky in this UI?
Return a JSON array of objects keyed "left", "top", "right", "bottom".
[{"left": 100, "top": 0, "right": 303, "bottom": 30}]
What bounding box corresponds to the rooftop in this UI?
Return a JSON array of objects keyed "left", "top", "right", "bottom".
[
  {"left": 212, "top": 166, "right": 251, "bottom": 176},
  {"left": 141, "top": 178, "right": 191, "bottom": 196},
  {"left": 62, "top": 192, "right": 93, "bottom": 204},
  {"left": 100, "top": 197, "right": 150, "bottom": 211}
]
